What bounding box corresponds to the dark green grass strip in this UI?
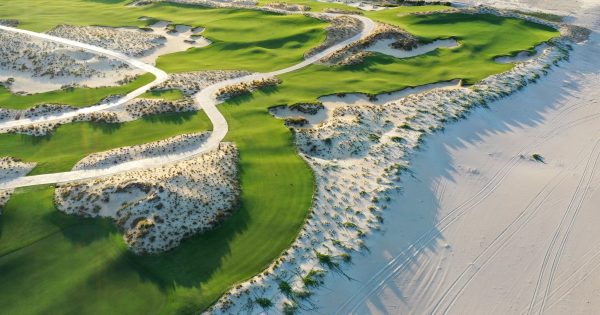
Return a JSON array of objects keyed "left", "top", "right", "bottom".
[
  {"left": 0, "top": 110, "right": 212, "bottom": 175},
  {"left": 0, "top": 74, "right": 155, "bottom": 110}
]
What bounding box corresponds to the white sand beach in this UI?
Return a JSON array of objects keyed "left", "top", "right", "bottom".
[{"left": 315, "top": 2, "right": 600, "bottom": 314}]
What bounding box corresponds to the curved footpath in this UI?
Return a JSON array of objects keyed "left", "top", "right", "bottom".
[{"left": 0, "top": 14, "right": 375, "bottom": 190}]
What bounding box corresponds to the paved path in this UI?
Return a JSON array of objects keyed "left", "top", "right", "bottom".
[{"left": 0, "top": 14, "right": 375, "bottom": 189}]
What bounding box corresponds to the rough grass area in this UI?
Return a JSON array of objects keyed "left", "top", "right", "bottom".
[
  {"left": 0, "top": 110, "right": 211, "bottom": 175},
  {"left": 0, "top": 4, "right": 560, "bottom": 315},
  {"left": 0, "top": 74, "right": 155, "bottom": 110}
]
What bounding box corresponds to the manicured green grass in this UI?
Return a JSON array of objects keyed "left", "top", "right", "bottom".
[
  {"left": 0, "top": 74, "right": 155, "bottom": 110},
  {"left": 0, "top": 5, "right": 560, "bottom": 315},
  {"left": 154, "top": 9, "right": 326, "bottom": 73},
  {"left": 0, "top": 186, "right": 167, "bottom": 315},
  {"left": 0, "top": 96, "right": 315, "bottom": 314},
  {"left": 140, "top": 88, "right": 185, "bottom": 100},
  {"left": 0, "top": 110, "right": 211, "bottom": 175},
  {"left": 231, "top": 13, "right": 557, "bottom": 108},
  {"left": 0, "top": 107, "right": 314, "bottom": 314},
  {"left": 366, "top": 11, "right": 558, "bottom": 59}
]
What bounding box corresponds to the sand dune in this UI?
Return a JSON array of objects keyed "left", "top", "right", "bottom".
[{"left": 317, "top": 2, "right": 600, "bottom": 314}]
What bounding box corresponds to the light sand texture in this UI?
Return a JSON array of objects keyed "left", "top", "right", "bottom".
[{"left": 317, "top": 2, "right": 600, "bottom": 315}]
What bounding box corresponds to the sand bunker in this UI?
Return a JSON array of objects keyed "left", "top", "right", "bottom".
[
  {"left": 0, "top": 156, "right": 36, "bottom": 183},
  {"left": 320, "top": 22, "right": 418, "bottom": 65},
  {"left": 264, "top": 2, "right": 310, "bottom": 11},
  {"left": 55, "top": 142, "right": 239, "bottom": 254},
  {"left": 141, "top": 21, "right": 211, "bottom": 64},
  {"left": 495, "top": 42, "right": 550, "bottom": 63},
  {"left": 48, "top": 25, "right": 166, "bottom": 57},
  {"left": 109, "top": 97, "right": 197, "bottom": 121},
  {"left": 366, "top": 38, "right": 460, "bottom": 59},
  {"left": 141, "top": 0, "right": 258, "bottom": 8},
  {"left": 270, "top": 81, "right": 463, "bottom": 128},
  {"left": 0, "top": 104, "right": 76, "bottom": 124}
]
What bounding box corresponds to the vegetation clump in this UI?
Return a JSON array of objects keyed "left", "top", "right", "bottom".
[
  {"left": 531, "top": 153, "right": 545, "bottom": 163},
  {"left": 215, "top": 77, "right": 281, "bottom": 100},
  {"left": 0, "top": 19, "right": 19, "bottom": 27},
  {"left": 255, "top": 297, "right": 273, "bottom": 309},
  {"left": 288, "top": 102, "right": 324, "bottom": 115},
  {"left": 285, "top": 116, "right": 309, "bottom": 127}
]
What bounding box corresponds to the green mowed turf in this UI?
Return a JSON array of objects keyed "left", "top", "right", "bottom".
[
  {"left": 0, "top": 110, "right": 212, "bottom": 175},
  {"left": 0, "top": 1, "right": 328, "bottom": 110},
  {"left": 0, "top": 7, "right": 559, "bottom": 315},
  {"left": 0, "top": 187, "right": 166, "bottom": 315},
  {"left": 0, "top": 73, "right": 155, "bottom": 110},
  {"left": 218, "top": 13, "right": 558, "bottom": 109},
  {"left": 366, "top": 11, "right": 557, "bottom": 59}
]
